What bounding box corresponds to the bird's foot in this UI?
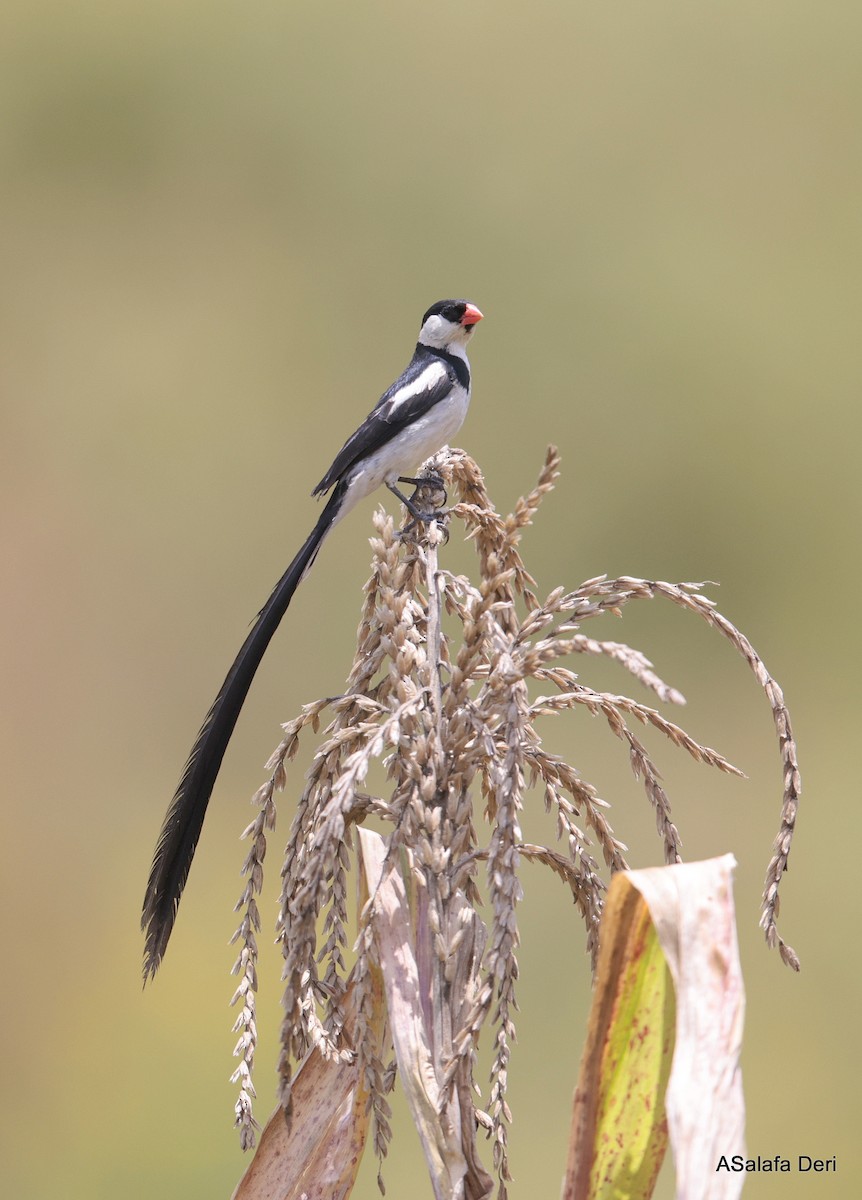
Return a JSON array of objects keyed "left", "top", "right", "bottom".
[
  {"left": 389, "top": 476, "right": 451, "bottom": 542},
  {"left": 397, "top": 471, "right": 447, "bottom": 501}
]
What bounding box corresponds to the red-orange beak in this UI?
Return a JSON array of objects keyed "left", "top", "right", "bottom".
[{"left": 461, "top": 304, "right": 484, "bottom": 327}]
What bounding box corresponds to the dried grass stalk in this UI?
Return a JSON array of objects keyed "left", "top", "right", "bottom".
[{"left": 228, "top": 445, "right": 801, "bottom": 1190}]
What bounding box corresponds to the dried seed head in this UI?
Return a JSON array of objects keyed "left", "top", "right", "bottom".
[{"left": 227, "top": 445, "right": 801, "bottom": 1191}]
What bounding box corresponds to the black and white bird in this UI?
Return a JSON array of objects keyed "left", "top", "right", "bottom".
[{"left": 142, "top": 298, "right": 483, "bottom": 979}]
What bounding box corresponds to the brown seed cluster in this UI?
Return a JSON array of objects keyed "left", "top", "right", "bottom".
[{"left": 227, "top": 446, "right": 801, "bottom": 1193}]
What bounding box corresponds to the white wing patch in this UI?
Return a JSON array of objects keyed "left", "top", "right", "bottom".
[{"left": 380, "top": 361, "right": 449, "bottom": 421}]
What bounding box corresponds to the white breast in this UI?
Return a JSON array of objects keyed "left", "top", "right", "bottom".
[{"left": 339, "top": 383, "right": 470, "bottom": 518}]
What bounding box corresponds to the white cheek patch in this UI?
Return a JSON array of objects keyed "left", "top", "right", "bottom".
[
  {"left": 423, "top": 316, "right": 443, "bottom": 339},
  {"left": 421, "top": 315, "right": 458, "bottom": 347}
]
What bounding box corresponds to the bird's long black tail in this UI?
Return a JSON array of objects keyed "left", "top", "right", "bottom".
[{"left": 141, "top": 481, "right": 347, "bottom": 981}]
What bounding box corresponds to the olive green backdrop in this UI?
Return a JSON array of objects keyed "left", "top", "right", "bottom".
[{"left": 1, "top": 2, "right": 857, "bottom": 1197}]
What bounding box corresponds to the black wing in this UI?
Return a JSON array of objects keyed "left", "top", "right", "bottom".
[{"left": 312, "top": 353, "right": 456, "bottom": 497}]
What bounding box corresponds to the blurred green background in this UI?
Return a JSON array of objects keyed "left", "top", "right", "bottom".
[{"left": 1, "top": 1, "right": 857, "bottom": 1196}]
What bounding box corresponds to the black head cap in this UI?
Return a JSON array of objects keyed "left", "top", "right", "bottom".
[
  {"left": 421, "top": 299, "right": 470, "bottom": 326},
  {"left": 420, "top": 300, "right": 484, "bottom": 329}
]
